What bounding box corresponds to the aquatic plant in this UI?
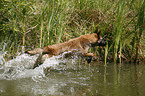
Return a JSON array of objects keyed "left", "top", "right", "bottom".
[{"left": 0, "top": 0, "right": 144, "bottom": 63}]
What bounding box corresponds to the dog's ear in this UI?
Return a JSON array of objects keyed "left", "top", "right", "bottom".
[
  {"left": 94, "top": 28, "right": 98, "bottom": 33},
  {"left": 94, "top": 28, "right": 101, "bottom": 36},
  {"left": 97, "top": 31, "right": 101, "bottom": 36},
  {"left": 94, "top": 28, "right": 101, "bottom": 34}
]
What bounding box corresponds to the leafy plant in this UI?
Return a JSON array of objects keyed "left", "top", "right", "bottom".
[{"left": 0, "top": 0, "right": 144, "bottom": 62}]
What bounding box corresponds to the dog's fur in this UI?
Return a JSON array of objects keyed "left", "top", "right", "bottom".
[{"left": 25, "top": 28, "right": 106, "bottom": 68}]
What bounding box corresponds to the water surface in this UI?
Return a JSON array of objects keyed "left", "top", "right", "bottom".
[{"left": 0, "top": 53, "right": 145, "bottom": 96}]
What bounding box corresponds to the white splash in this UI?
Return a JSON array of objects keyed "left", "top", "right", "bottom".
[{"left": 0, "top": 53, "right": 60, "bottom": 80}]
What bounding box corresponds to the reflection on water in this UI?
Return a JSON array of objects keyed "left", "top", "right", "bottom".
[{"left": 0, "top": 53, "right": 145, "bottom": 96}]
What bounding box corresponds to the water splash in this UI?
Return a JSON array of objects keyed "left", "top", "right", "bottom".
[
  {"left": 0, "top": 42, "right": 83, "bottom": 82},
  {"left": 0, "top": 48, "right": 82, "bottom": 81},
  {"left": 0, "top": 43, "right": 7, "bottom": 65}
]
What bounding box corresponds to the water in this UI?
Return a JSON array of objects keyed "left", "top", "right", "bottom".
[{"left": 0, "top": 52, "right": 145, "bottom": 96}]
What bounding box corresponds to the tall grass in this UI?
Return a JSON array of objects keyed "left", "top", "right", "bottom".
[
  {"left": 0, "top": 0, "right": 144, "bottom": 62},
  {"left": 134, "top": 0, "right": 144, "bottom": 63},
  {"left": 105, "top": 40, "right": 108, "bottom": 66},
  {"left": 21, "top": 6, "right": 26, "bottom": 53},
  {"left": 113, "top": 0, "right": 125, "bottom": 62}
]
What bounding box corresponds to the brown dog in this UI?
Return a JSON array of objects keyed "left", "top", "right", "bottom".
[{"left": 25, "top": 28, "right": 106, "bottom": 68}]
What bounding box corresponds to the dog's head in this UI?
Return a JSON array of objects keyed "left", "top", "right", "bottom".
[{"left": 91, "top": 28, "right": 106, "bottom": 47}]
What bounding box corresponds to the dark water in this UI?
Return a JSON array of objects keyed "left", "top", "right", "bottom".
[{"left": 0, "top": 54, "right": 145, "bottom": 96}]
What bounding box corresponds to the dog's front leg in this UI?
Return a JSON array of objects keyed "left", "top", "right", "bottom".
[
  {"left": 81, "top": 46, "right": 94, "bottom": 57},
  {"left": 80, "top": 46, "right": 95, "bottom": 63}
]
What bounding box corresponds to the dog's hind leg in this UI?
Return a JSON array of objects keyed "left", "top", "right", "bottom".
[
  {"left": 33, "top": 52, "right": 43, "bottom": 69},
  {"left": 33, "top": 54, "right": 51, "bottom": 69}
]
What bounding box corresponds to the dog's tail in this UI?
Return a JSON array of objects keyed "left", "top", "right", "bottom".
[{"left": 25, "top": 48, "right": 44, "bottom": 55}]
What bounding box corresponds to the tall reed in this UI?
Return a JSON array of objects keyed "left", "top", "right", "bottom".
[
  {"left": 47, "top": 5, "right": 54, "bottom": 45},
  {"left": 134, "top": 0, "right": 144, "bottom": 63},
  {"left": 39, "top": 0, "right": 49, "bottom": 47},
  {"left": 21, "top": 7, "right": 26, "bottom": 53},
  {"left": 0, "top": 0, "right": 144, "bottom": 62},
  {"left": 105, "top": 41, "right": 108, "bottom": 66},
  {"left": 113, "top": 0, "right": 125, "bottom": 63}
]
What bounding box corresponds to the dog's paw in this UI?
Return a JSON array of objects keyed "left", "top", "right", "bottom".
[
  {"left": 85, "top": 53, "right": 94, "bottom": 57},
  {"left": 85, "top": 57, "right": 93, "bottom": 63}
]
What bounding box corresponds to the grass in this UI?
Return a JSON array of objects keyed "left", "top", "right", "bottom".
[
  {"left": 0, "top": 0, "right": 144, "bottom": 63},
  {"left": 105, "top": 40, "right": 108, "bottom": 66},
  {"left": 113, "top": 0, "right": 125, "bottom": 62}
]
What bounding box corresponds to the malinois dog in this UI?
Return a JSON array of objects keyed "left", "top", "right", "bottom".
[{"left": 25, "top": 28, "right": 106, "bottom": 68}]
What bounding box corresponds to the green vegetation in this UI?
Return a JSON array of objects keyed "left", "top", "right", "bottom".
[{"left": 0, "top": 0, "right": 144, "bottom": 63}]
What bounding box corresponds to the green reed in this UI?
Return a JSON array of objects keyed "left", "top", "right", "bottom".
[
  {"left": 105, "top": 40, "right": 108, "bottom": 66},
  {"left": 0, "top": 0, "right": 144, "bottom": 62},
  {"left": 114, "top": 0, "right": 125, "bottom": 63},
  {"left": 21, "top": 7, "right": 26, "bottom": 53},
  {"left": 134, "top": 1, "right": 144, "bottom": 63}
]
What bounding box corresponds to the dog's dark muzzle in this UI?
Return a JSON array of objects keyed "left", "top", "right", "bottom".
[
  {"left": 97, "top": 39, "right": 106, "bottom": 46},
  {"left": 91, "top": 39, "right": 106, "bottom": 47}
]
